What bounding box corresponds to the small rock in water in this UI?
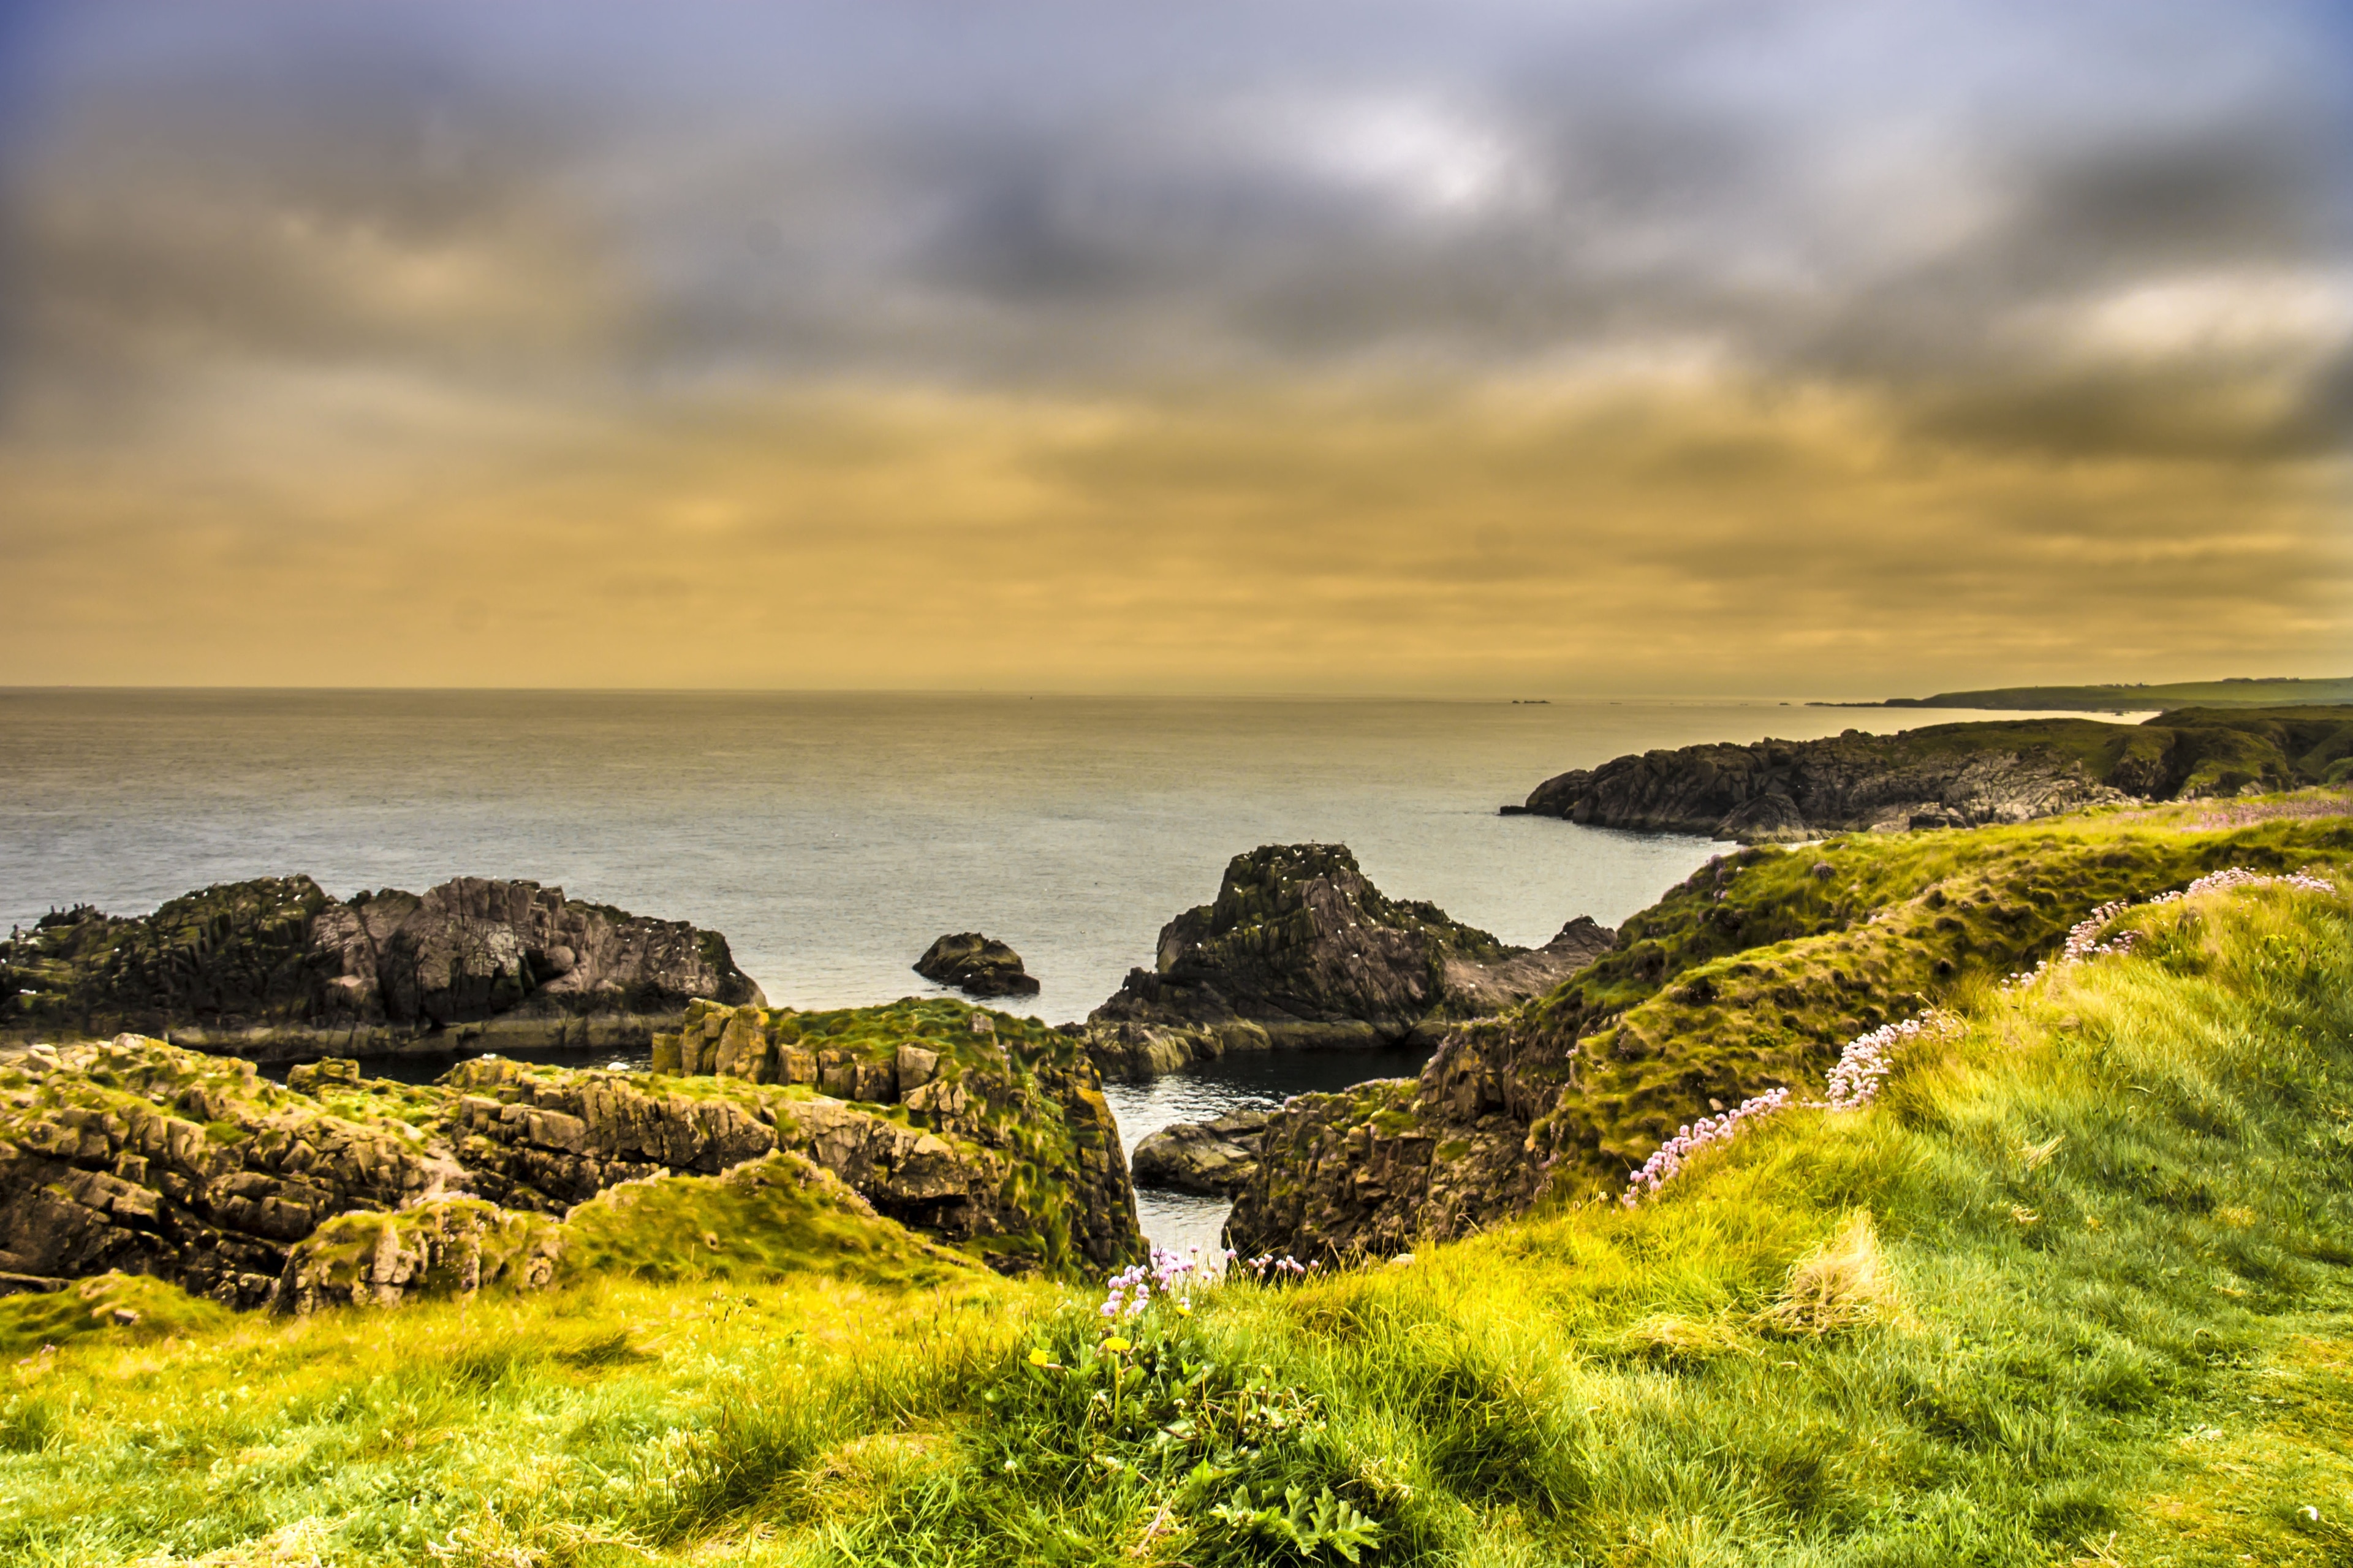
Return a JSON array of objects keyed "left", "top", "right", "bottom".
[{"left": 915, "top": 933, "right": 1040, "bottom": 998}]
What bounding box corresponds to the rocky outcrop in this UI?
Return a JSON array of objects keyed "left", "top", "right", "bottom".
[
  {"left": 0, "top": 1000, "right": 1142, "bottom": 1309},
  {"left": 0, "top": 876, "right": 763, "bottom": 1059},
  {"left": 1228, "top": 811, "right": 2353, "bottom": 1263},
  {"left": 914, "top": 933, "right": 1041, "bottom": 998},
  {"left": 1507, "top": 708, "right": 2353, "bottom": 843},
  {"left": 276, "top": 1151, "right": 971, "bottom": 1313},
  {"left": 1129, "top": 1108, "right": 1271, "bottom": 1196},
  {"left": 1085, "top": 844, "right": 1615, "bottom": 1080},
  {"left": 0, "top": 1037, "right": 461, "bottom": 1308}
]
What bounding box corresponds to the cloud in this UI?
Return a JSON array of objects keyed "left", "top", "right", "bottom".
[{"left": 0, "top": 0, "right": 2346, "bottom": 689}]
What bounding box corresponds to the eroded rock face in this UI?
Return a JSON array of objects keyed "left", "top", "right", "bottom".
[
  {"left": 1509, "top": 708, "right": 2353, "bottom": 842},
  {"left": 1, "top": 876, "right": 763, "bottom": 1059},
  {"left": 1084, "top": 844, "right": 1614, "bottom": 1080},
  {"left": 0, "top": 1003, "right": 1143, "bottom": 1309},
  {"left": 914, "top": 933, "right": 1041, "bottom": 998},
  {"left": 1515, "top": 731, "right": 2132, "bottom": 842},
  {"left": 1129, "top": 1108, "right": 1271, "bottom": 1196},
  {"left": 0, "top": 1038, "right": 460, "bottom": 1309}
]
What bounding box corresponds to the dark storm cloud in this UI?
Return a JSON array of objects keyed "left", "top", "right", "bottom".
[{"left": 8, "top": 1, "right": 2345, "bottom": 414}]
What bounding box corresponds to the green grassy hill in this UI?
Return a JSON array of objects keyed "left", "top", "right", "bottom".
[
  {"left": 1870, "top": 675, "right": 2353, "bottom": 712},
  {"left": 4, "top": 831, "right": 2351, "bottom": 1564}
]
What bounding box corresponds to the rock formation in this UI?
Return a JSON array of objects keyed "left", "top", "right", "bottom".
[
  {"left": 1129, "top": 1107, "right": 1271, "bottom": 1196},
  {"left": 1505, "top": 707, "right": 2353, "bottom": 843},
  {"left": 914, "top": 933, "right": 1041, "bottom": 998},
  {"left": 0, "top": 876, "right": 763, "bottom": 1059},
  {"left": 0, "top": 998, "right": 1142, "bottom": 1309},
  {"left": 1084, "top": 844, "right": 1615, "bottom": 1079},
  {"left": 1227, "top": 815, "right": 2353, "bottom": 1264}
]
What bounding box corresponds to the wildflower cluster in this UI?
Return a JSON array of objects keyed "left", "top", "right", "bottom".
[
  {"left": 1624, "top": 1009, "right": 1964, "bottom": 1205},
  {"left": 2007, "top": 866, "right": 2340, "bottom": 989},
  {"left": 1621, "top": 1086, "right": 1790, "bottom": 1206},
  {"left": 1236, "top": 1252, "right": 1314, "bottom": 1281},
  {"left": 1621, "top": 866, "right": 2344, "bottom": 1208},
  {"left": 1821, "top": 1010, "right": 1963, "bottom": 1111},
  {"left": 1102, "top": 1247, "right": 1202, "bottom": 1320}
]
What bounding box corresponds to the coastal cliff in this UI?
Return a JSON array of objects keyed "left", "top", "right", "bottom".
[
  {"left": 1509, "top": 706, "right": 2353, "bottom": 841},
  {"left": 1083, "top": 843, "right": 1615, "bottom": 1079},
  {"left": 0, "top": 876, "right": 763, "bottom": 1059},
  {"left": 0, "top": 998, "right": 1140, "bottom": 1306},
  {"left": 1226, "top": 808, "right": 2353, "bottom": 1262}
]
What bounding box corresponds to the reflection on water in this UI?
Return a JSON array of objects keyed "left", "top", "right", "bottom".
[{"left": 1102, "top": 1044, "right": 1435, "bottom": 1259}]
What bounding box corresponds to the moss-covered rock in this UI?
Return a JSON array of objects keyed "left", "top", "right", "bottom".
[
  {"left": 0, "top": 994, "right": 1140, "bottom": 1311},
  {"left": 0, "top": 1036, "right": 459, "bottom": 1307},
  {"left": 1229, "top": 808, "right": 2353, "bottom": 1260}
]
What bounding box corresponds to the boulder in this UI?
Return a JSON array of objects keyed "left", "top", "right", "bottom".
[
  {"left": 1129, "top": 1107, "right": 1272, "bottom": 1196},
  {"left": 914, "top": 933, "right": 1040, "bottom": 998}
]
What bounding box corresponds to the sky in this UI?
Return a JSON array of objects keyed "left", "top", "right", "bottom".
[{"left": 1, "top": 0, "right": 2348, "bottom": 696}]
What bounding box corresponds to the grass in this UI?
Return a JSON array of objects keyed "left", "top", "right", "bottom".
[
  {"left": 1493, "top": 804, "right": 2353, "bottom": 1194},
  {"left": 2, "top": 863, "right": 2349, "bottom": 1562}
]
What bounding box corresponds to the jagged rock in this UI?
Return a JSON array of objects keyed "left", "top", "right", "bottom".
[
  {"left": 1, "top": 876, "right": 763, "bottom": 1059},
  {"left": 1, "top": 1004, "right": 1143, "bottom": 1308},
  {"left": 1085, "top": 844, "right": 1614, "bottom": 1079},
  {"left": 0, "top": 1036, "right": 459, "bottom": 1308},
  {"left": 279, "top": 1149, "right": 976, "bottom": 1312},
  {"left": 1510, "top": 707, "right": 2353, "bottom": 842},
  {"left": 914, "top": 933, "right": 1040, "bottom": 998},
  {"left": 1130, "top": 1108, "right": 1272, "bottom": 1196},
  {"left": 278, "top": 1198, "right": 564, "bottom": 1314}
]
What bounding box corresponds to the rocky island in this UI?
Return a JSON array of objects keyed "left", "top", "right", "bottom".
[
  {"left": 0, "top": 876, "right": 763, "bottom": 1060},
  {"left": 1506, "top": 705, "right": 2353, "bottom": 841},
  {"left": 913, "top": 931, "right": 1041, "bottom": 998},
  {"left": 1082, "top": 843, "right": 1616, "bottom": 1080}
]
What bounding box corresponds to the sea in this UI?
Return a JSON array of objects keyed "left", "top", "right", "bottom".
[{"left": 0, "top": 689, "right": 2121, "bottom": 1254}]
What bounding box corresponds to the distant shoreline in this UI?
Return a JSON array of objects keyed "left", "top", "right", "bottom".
[{"left": 1813, "top": 676, "right": 2353, "bottom": 713}]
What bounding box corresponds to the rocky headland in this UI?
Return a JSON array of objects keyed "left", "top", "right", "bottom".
[
  {"left": 913, "top": 932, "right": 1041, "bottom": 998},
  {"left": 0, "top": 996, "right": 1141, "bottom": 1309},
  {"left": 1506, "top": 706, "right": 2353, "bottom": 842},
  {"left": 1224, "top": 810, "right": 2353, "bottom": 1263},
  {"left": 0, "top": 876, "right": 763, "bottom": 1060},
  {"left": 1082, "top": 843, "right": 1617, "bottom": 1080}
]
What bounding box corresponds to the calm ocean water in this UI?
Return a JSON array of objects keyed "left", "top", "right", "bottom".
[{"left": 0, "top": 689, "right": 2116, "bottom": 1252}]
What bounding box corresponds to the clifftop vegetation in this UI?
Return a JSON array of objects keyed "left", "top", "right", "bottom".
[
  {"left": 4, "top": 852, "right": 2349, "bottom": 1564},
  {"left": 1871, "top": 675, "right": 2353, "bottom": 711}
]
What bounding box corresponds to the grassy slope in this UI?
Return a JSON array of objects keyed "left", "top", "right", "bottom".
[
  {"left": 1496, "top": 801, "right": 2353, "bottom": 1193},
  {"left": 4, "top": 870, "right": 2352, "bottom": 1564},
  {"left": 1877, "top": 676, "right": 2353, "bottom": 711}
]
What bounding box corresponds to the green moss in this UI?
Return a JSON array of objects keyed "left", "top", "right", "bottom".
[
  {"left": 0, "top": 1273, "right": 235, "bottom": 1360},
  {"left": 556, "top": 1152, "right": 974, "bottom": 1291}
]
